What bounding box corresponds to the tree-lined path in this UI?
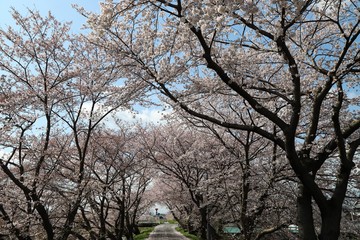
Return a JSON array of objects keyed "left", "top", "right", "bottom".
[
  {"left": 147, "top": 223, "right": 188, "bottom": 240},
  {"left": 0, "top": 1, "right": 359, "bottom": 240}
]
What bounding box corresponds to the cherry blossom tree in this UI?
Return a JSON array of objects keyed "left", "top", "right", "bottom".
[
  {"left": 78, "top": 127, "right": 153, "bottom": 240},
  {"left": 85, "top": 1, "right": 360, "bottom": 239},
  {"left": 50, "top": 32, "right": 144, "bottom": 239},
  {"left": 153, "top": 177, "right": 198, "bottom": 232},
  {"left": 0, "top": 9, "right": 78, "bottom": 239},
  {"left": 141, "top": 120, "right": 296, "bottom": 240},
  {"left": 141, "top": 122, "right": 220, "bottom": 239},
  {"left": 0, "top": 9, "right": 144, "bottom": 239},
  {"left": 207, "top": 126, "right": 295, "bottom": 240}
]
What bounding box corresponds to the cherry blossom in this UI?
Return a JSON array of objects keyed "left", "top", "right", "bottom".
[{"left": 88, "top": 1, "right": 360, "bottom": 239}]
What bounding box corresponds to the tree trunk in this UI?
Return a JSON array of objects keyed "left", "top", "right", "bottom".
[
  {"left": 199, "top": 208, "right": 208, "bottom": 240},
  {"left": 115, "top": 202, "right": 125, "bottom": 238},
  {"left": 99, "top": 191, "right": 107, "bottom": 240},
  {"left": 199, "top": 207, "right": 219, "bottom": 240},
  {"left": 130, "top": 200, "right": 140, "bottom": 235},
  {"left": 318, "top": 202, "right": 342, "bottom": 240},
  {"left": 297, "top": 184, "right": 317, "bottom": 240},
  {"left": 126, "top": 212, "right": 134, "bottom": 240}
]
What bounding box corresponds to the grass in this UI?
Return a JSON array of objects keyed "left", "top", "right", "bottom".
[
  {"left": 133, "top": 227, "right": 155, "bottom": 240},
  {"left": 167, "top": 219, "right": 178, "bottom": 224},
  {"left": 175, "top": 227, "right": 200, "bottom": 240}
]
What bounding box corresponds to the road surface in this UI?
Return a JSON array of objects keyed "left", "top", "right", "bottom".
[{"left": 147, "top": 223, "right": 188, "bottom": 240}]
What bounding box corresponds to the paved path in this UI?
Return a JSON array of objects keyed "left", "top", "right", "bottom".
[{"left": 147, "top": 223, "right": 189, "bottom": 240}]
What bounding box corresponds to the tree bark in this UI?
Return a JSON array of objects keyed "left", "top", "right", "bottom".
[
  {"left": 199, "top": 208, "right": 207, "bottom": 240},
  {"left": 199, "top": 207, "right": 219, "bottom": 240},
  {"left": 318, "top": 201, "right": 342, "bottom": 240},
  {"left": 125, "top": 212, "right": 134, "bottom": 240},
  {"left": 318, "top": 165, "right": 352, "bottom": 240},
  {"left": 297, "top": 184, "right": 317, "bottom": 240}
]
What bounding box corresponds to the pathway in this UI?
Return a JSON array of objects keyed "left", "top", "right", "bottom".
[{"left": 147, "top": 223, "right": 189, "bottom": 240}]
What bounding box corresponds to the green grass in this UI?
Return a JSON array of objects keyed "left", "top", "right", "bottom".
[
  {"left": 167, "top": 219, "right": 178, "bottom": 224},
  {"left": 175, "top": 227, "right": 200, "bottom": 240},
  {"left": 134, "top": 227, "right": 155, "bottom": 240}
]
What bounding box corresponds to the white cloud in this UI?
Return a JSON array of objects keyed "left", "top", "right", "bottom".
[
  {"left": 136, "top": 108, "right": 171, "bottom": 123},
  {"left": 61, "top": 100, "right": 172, "bottom": 129},
  {"left": 104, "top": 107, "right": 172, "bottom": 127}
]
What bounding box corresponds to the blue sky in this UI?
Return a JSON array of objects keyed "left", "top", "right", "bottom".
[{"left": 0, "top": 0, "right": 100, "bottom": 32}]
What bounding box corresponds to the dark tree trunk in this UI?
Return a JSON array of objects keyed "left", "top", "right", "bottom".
[
  {"left": 130, "top": 199, "right": 141, "bottom": 235},
  {"left": 318, "top": 201, "right": 342, "bottom": 240},
  {"left": 115, "top": 179, "right": 126, "bottom": 239},
  {"left": 115, "top": 203, "right": 125, "bottom": 238},
  {"left": 297, "top": 184, "right": 317, "bottom": 240},
  {"left": 199, "top": 208, "right": 207, "bottom": 240},
  {"left": 132, "top": 225, "right": 140, "bottom": 235},
  {"left": 125, "top": 212, "right": 134, "bottom": 240},
  {"left": 199, "top": 207, "right": 219, "bottom": 240},
  {"left": 241, "top": 137, "right": 252, "bottom": 240},
  {"left": 99, "top": 192, "right": 107, "bottom": 240},
  {"left": 318, "top": 166, "right": 351, "bottom": 240}
]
